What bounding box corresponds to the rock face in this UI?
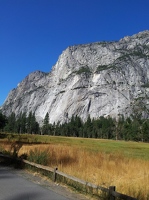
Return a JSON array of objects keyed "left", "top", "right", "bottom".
[{"left": 2, "top": 30, "right": 149, "bottom": 124}]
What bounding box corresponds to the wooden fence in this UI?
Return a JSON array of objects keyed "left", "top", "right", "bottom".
[{"left": 0, "top": 154, "right": 137, "bottom": 200}]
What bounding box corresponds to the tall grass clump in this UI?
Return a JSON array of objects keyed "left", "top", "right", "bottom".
[{"left": 28, "top": 148, "right": 50, "bottom": 166}]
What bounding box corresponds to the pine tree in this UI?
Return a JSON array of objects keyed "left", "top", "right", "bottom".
[
  {"left": 26, "top": 112, "right": 39, "bottom": 134},
  {"left": 141, "top": 119, "right": 149, "bottom": 142},
  {"left": 31, "top": 112, "right": 36, "bottom": 134},
  {"left": 26, "top": 111, "right": 32, "bottom": 134},
  {"left": 21, "top": 112, "right": 27, "bottom": 133},
  {"left": 42, "top": 112, "right": 50, "bottom": 135},
  {"left": 15, "top": 112, "right": 26, "bottom": 134},
  {"left": 84, "top": 115, "right": 92, "bottom": 138},
  {"left": 4, "top": 112, "right": 16, "bottom": 133},
  {"left": 0, "top": 112, "right": 7, "bottom": 131}
]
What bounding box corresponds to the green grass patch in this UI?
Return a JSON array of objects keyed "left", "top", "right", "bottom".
[{"left": 1, "top": 133, "right": 149, "bottom": 160}]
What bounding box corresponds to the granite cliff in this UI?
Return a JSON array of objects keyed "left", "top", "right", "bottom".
[{"left": 2, "top": 31, "right": 149, "bottom": 124}]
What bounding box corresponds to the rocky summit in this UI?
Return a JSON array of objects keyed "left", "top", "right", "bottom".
[{"left": 1, "top": 30, "right": 149, "bottom": 124}]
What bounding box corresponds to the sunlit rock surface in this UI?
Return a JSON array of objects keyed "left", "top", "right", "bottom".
[{"left": 2, "top": 31, "right": 149, "bottom": 124}]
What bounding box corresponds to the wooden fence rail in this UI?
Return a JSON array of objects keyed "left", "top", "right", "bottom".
[{"left": 0, "top": 154, "right": 137, "bottom": 200}]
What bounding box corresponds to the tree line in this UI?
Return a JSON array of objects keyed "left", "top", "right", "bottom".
[
  {"left": 0, "top": 112, "right": 40, "bottom": 134},
  {"left": 0, "top": 111, "right": 149, "bottom": 142}
]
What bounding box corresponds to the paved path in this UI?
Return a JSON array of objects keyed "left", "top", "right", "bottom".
[{"left": 0, "top": 166, "right": 89, "bottom": 200}]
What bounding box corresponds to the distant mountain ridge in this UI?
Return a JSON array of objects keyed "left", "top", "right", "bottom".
[{"left": 1, "top": 30, "right": 149, "bottom": 124}]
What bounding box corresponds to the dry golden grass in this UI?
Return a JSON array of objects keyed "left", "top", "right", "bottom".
[
  {"left": 1, "top": 141, "right": 149, "bottom": 199},
  {"left": 19, "top": 144, "right": 149, "bottom": 198}
]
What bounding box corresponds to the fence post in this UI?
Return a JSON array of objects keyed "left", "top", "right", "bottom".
[
  {"left": 53, "top": 167, "right": 58, "bottom": 182},
  {"left": 109, "top": 186, "right": 116, "bottom": 200}
]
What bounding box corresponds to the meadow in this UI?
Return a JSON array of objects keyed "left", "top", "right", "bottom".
[{"left": 0, "top": 134, "right": 149, "bottom": 199}]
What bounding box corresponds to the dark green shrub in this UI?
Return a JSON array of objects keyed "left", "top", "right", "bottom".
[{"left": 76, "top": 67, "right": 91, "bottom": 75}]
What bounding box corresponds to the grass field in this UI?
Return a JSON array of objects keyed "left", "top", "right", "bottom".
[{"left": 0, "top": 133, "right": 149, "bottom": 199}]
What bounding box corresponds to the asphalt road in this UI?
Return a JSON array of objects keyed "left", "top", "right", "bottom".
[{"left": 0, "top": 165, "right": 89, "bottom": 200}]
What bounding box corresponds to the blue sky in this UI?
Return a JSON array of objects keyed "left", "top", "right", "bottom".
[{"left": 0, "top": 0, "right": 149, "bottom": 106}]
